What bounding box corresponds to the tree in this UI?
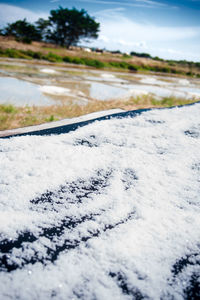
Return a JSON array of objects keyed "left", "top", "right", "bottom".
[
  {"left": 3, "top": 19, "right": 41, "bottom": 43},
  {"left": 35, "top": 18, "right": 51, "bottom": 41},
  {"left": 47, "top": 7, "right": 100, "bottom": 48}
]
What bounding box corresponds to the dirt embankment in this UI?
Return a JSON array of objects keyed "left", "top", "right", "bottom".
[{"left": 0, "top": 36, "right": 199, "bottom": 75}]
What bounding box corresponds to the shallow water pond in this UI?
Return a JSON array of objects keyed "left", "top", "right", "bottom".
[
  {"left": 0, "top": 59, "right": 200, "bottom": 106},
  {"left": 0, "top": 77, "right": 54, "bottom": 106},
  {"left": 0, "top": 76, "right": 89, "bottom": 106}
]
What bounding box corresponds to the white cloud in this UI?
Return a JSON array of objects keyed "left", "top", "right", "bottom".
[
  {"left": 166, "top": 49, "right": 183, "bottom": 55},
  {"left": 78, "top": 0, "right": 168, "bottom": 8},
  {"left": 135, "top": 0, "right": 166, "bottom": 6},
  {"left": 99, "top": 35, "right": 110, "bottom": 42},
  {"left": 0, "top": 4, "right": 48, "bottom": 26},
  {"left": 96, "top": 35, "right": 148, "bottom": 50},
  {"left": 137, "top": 41, "right": 147, "bottom": 48},
  {"left": 86, "top": 10, "right": 200, "bottom": 60},
  {"left": 94, "top": 7, "right": 126, "bottom": 16},
  {"left": 97, "top": 13, "right": 200, "bottom": 44}
]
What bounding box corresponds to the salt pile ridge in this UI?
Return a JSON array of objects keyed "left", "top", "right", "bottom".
[
  {"left": 40, "top": 85, "right": 71, "bottom": 96},
  {"left": 40, "top": 69, "right": 57, "bottom": 74},
  {"left": 0, "top": 103, "right": 200, "bottom": 299}
]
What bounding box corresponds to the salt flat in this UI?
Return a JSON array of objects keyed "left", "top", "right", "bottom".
[{"left": 0, "top": 60, "right": 200, "bottom": 107}]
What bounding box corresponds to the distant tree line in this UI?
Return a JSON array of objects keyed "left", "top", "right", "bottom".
[
  {"left": 130, "top": 51, "right": 200, "bottom": 69},
  {"left": 0, "top": 7, "right": 100, "bottom": 48},
  {"left": 130, "top": 51, "right": 152, "bottom": 59}
]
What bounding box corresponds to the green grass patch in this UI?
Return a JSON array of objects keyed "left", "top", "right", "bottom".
[
  {"left": 41, "top": 47, "right": 63, "bottom": 52},
  {"left": 0, "top": 104, "right": 17, "bottom": 113},
  {"left": 45, "top": 52, "right": 63, "bottom": 62},
  {"left": 151, "top": 97, "right": 196, "bottom": 107},
  {"left": 151, "top": 97, "right": 174, "bottom": 107},
  {"left": 45, "top": 115, "right": 55, "bottom": 122},
  {"left": 0, "top": 48, "right": 32, "bottom": 59},
  {"left": 63, "top": 56, "right": 106, "bottom": 68}
]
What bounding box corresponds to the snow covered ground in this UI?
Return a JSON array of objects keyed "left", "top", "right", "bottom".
[{"left": 0, "top": 103, "right": 200, "bottom": 299}]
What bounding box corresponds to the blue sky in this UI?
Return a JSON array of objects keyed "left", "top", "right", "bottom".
[{"left": 0, "top": 0, "right": 199, "bottom": 61}]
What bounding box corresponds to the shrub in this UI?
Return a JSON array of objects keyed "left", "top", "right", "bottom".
[
  {"left": 17, "top": 37, "right": 32, "bottom": 44},
  {"left": 63, "top": 56, "right": 105, "bottom": 68},
  {"left": 72, "top": 57, "right": 85, "bottom": 65},
  {"left": 63, "top": 56, "right": 73, "bottom": 63},
  {"left": 82, "top": 58, "right": 105, "bottom": 68},
  {"left": 24, "top": 50, "right": 44, "bottom": 59},
  {"left": 46, "top": 52, "right": 63, "bottom": 62},
  {"left": 108, "top": 61, "right": 129, "bottom": 69},
  {"left": 128, "top": 65, "right": 139, "bottom": 71}
]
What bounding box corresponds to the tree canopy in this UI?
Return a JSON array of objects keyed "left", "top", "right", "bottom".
[
  {"left": 2, "top": 19, "right": 41, "bottom": 43},
  {"left": 35, "top": 18, "right": 51, "bottom": 41},
  {"left": 0, "top": 7, "right": 100, "bottom": 47},
  {"left": 47, "top": 7, "right": 100, "bottom": 47}
]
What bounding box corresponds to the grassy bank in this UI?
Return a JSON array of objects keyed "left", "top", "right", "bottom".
[
  {"left": 0, "top": 47, "right": 199, "bottom": 78},
  {"left": 0, "top": 96, "right": 197, "bottom": 131}
]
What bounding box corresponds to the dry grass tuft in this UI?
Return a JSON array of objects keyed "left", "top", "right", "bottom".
[{"left": 0, "top": 96, "right": 198, "bottom": 131}]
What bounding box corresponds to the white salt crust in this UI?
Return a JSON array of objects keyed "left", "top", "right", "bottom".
[
  {"left": 0, "top": 103, "right": 200, "bottom": 299},
  {"left": 40, "top": 69, "right": 57, "bottom": 74},
  {"left": 39, "top": 85, "right": 71, "bottom": 96}
]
